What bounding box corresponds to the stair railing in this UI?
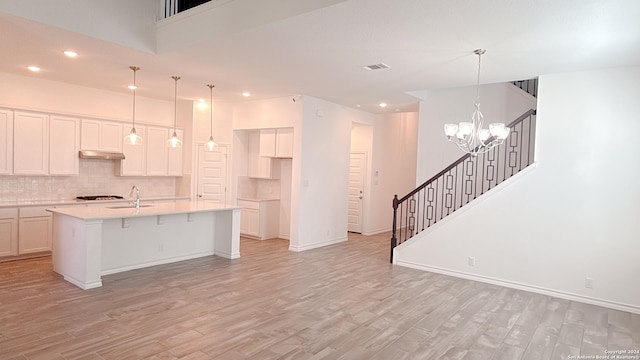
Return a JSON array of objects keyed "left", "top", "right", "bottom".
[
  {"left": 390, "top": 109, "right": 537, "bottom": 262},
  {"left": 512, "top": 79, "right": 538, "bottom": 97}
]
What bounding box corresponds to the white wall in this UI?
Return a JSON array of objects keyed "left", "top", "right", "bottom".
[
  {"left": 289, "top": 96, "right": 361, "bottom": 251},
  {"left": 0, "top": 0, "right": 156, "bottom": 52},
  {"left": 367, "top": 112, "right": 419, "bottom": 235},
  {"left": 397, "top": 66, "right": 640, "bottom": 313},
  {"left": 416, "top": 83, "right": 536, "bottom": 184},
  {"left": 0, "top": 72, "right": 174, "bottom": 126}
]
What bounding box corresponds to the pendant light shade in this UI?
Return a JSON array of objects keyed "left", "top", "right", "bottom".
[
  {"left": 206, "top": 84, "right": 217, "bottom": 151},
  {"left": 124, "top": 66, "right": 143, "bottom": 146},
  {"left": 167, "top": 75, "right": 183, "bottom": 148}
]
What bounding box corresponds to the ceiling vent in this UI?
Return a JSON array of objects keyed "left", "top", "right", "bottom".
[{"left": 363, "top": 63, "right": 390, "bottom": 71}]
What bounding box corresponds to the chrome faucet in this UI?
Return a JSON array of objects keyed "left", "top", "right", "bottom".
[{"left": 129, "top": 185, "right": 140, "bottom": 209}]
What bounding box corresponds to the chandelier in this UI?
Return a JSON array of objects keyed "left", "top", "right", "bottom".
[{"left": 444, "top": 49, "right": 510, "bottom": 156}]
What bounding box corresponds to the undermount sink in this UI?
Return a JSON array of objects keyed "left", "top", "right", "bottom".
[{"left": 106, "top": 205, "right": 154, "bottom": 209}]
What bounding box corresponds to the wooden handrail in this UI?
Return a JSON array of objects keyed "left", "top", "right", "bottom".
[{"left": 398, "top": 109, "right": 536, "bottom": 203}]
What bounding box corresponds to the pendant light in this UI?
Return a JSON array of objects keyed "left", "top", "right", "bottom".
[
  {"left": 124, "top": 66, "right": 143, "bottom": 146},
  {"left": 205, "top": 84, "right": 217, "bottom": 151},
  {"left": 167, "top": 75, "right": 183, "bottom": 148}
]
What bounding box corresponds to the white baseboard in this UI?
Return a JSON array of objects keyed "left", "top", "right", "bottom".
[
  {"left": 396, "top": 260, "right": 640, "bottom": 315},
  {"left": 362, "top": 227, "right": 391, "bottom": 236},
  {"left": 289, "top": 236, "right": 348, "bottom": 252}
]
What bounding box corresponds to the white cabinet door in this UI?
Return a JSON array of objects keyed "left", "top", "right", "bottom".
[
  {"left": 81, "top": 119, "right": 123, "bottom": 151},
  {"left": 259, "top": 128, "right": 293, "bottom": 158},
  {"left": 121, "top": 125, "right": 146, "bottom": 176},
  {"left": 240, "top": 208, "right": 259, "bottom": 237},
  {"left": 275, "top": 128, "right": 294, "bottom": 158},
  {"left": 101, "top": 121, "right": 123, "bottom": 152},
  {"left": 0, "top": 209, "right": 18, "bottom": 257},
  {"left": 145, "top": 126, "right": 169, "bottom": 176},
  {"left": 18, "top": 207, "right": 52, "bottom": 254},
  {"left": 259, "top": 129, "right": 276, "bottom": 157},
  {"left": 49, "top": 115, "right": 80, "bottom": 175},
  {"left": 0, "top": 110, "right": 13, "bottom": 175},
  {"left": 80, "top": 119, "right": 101, "bottom": 150},
  {"left": 13, "top": 112, "right": 49, "bottom": 175},
  {"left": 168, "top": 129, "right": 183, "bottom": 176}
]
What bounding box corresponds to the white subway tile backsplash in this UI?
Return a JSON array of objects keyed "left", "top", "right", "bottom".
[{"left": 0, "top": 159, "right": 176, "bottom": 201}]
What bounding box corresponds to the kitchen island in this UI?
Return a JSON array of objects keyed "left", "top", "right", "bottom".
[{"left": 48, "top": 201, "right": 241, "bottom": 290}]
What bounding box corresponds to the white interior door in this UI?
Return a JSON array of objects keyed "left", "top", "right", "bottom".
[
  {"left": 348, "top": 152, "right": 366, "bottom": 233},
  {"left": 196, "top": 145, "right": 228, "bottom": 204}
]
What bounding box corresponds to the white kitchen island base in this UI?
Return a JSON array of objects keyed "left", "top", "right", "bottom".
[{"left": 49, "top": 202, "right": 241, "bottom": 290}]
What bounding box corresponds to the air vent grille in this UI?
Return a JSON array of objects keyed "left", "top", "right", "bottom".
[{"left": 363, "top": 63, "right": 390, "bottom": 71}]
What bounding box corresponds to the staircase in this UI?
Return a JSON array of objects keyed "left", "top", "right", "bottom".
[{"left": 390, "top": 109, "right": 537, "bottom": 262}]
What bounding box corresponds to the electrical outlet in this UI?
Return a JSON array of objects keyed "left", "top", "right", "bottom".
[
  {"left": 585, "top": 277, "right": 594, "bottom": 289},
  {"left": 158, "top": 243, "right": 164, "bottom": 252},
  {"left": 468, "top": 257, "right": 476, "bottom": 267}
]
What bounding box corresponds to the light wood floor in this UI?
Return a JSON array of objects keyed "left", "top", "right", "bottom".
[{"left": 1, "top": 233, "right": 638, "bottom": 359}]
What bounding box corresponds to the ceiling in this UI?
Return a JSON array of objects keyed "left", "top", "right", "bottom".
[{"left": 1, "top": 0, "right": 639, "bottom": 114}]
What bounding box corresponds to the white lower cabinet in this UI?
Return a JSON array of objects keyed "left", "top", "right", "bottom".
[
  {"left": 0, "top": 209, "right": 18, "bottom": 257},
  {"left": 18, "top": 207, "right": 52, "bottom": 254},
  {"left": 240, "top": 208, "right": 259, "bottom": 237},
  {"left": 238, "top": 199, "right": 280, "bottom": 240}
]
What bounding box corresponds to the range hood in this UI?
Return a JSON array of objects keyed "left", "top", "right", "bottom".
[{"left": 78, "top": 150, "right": 125, "bottom": 160}]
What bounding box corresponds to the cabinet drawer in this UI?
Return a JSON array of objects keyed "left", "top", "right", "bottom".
[
  {"left": 237, "top": 200, "right": 259, "bottom": 210},
  {"left": 0, "top": 208, "right": 18, "bottom": 219},
  {"left": 19, "top": 207, "right": 52, "bottom": 218}
]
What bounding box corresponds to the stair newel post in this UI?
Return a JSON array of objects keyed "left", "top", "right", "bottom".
[{"left": 390, "top": 194, "right": 399, "bottom": 263}]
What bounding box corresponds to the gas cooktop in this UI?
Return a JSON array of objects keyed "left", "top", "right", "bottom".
[{"left": 76, "top": 195, "right": 124, "bottom": 201}]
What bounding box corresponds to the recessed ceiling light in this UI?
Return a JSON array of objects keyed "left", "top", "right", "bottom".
[
  {"left": 63, "top": 50, "right": 78, "bottom": 58},
  {"left": 27, "top": 65, "right": 40, "bottom": 72},
  {"left": 242, "top": 92, "right": 251, "bottom": 97},
  {"left": 355, "top": 104, "right": 361, "bottom": 108},
  {"left": 379, "top": 102, "right": 387, "bottom": 108},
  {"left": 128, "top": 85, "right": 137, "bottom": 90},
  {"left": 198, "top": 98, "right": 206, "bottom": 103}
]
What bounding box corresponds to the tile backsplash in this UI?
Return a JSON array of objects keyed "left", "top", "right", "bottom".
[
  {"left": 237, "top": 176, "right": 281, "bottom": 199},
  {"left": 0, "top": 159, "right": 176, "bottom": 202}
]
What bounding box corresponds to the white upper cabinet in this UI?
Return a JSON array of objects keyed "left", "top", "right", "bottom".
[
  {"left": 259, "top": 129, "right": 276, "bottom": 157},
  {"left": 80, "top": 119, "right": 123, "bottom": 152},
  {"left": 0, "top": 110, "right": 14, "bottom": 175},
  {"left": 13, "top": 111, "right": 49, "bottom": 175},
  {"left": 167, "top": 129, "right": 183, "bottom": 176},
  {"left": 49, "top": 115, "right": 80, "bottom": 175},
  {"left": 259, "top": 128, "right": 293, "bottom": 158},
  {"left": 275, "top": 128, "right": 293, "bottom": 158},
  {"left": 145, "top": 126, "right": 169, "bottom": 176},
  {"left": 121, "top": 125, "right": 146, "bottom": 176}
]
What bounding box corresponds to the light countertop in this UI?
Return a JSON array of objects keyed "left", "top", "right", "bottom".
[
  {"left": 0, "top": 196, "right": 191, "bottom": 209},
  {"left": 237, "top": 197, "right": 280, "bottom": 202},
  {"left": 47, "top": 201, "right": 241, "bottom": 220}
]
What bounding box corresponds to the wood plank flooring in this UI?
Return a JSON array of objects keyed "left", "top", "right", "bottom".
[{"left": 1, "top": 232, "right": 638, "bottom": 359}]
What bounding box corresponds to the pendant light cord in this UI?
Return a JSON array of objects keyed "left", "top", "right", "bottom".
[
  {"left": 172, "top": 76, "right": 180, "bottom": 132},
  {"left": 130, "top": 66, "right": 139, "bottom": 129},
  {"left": 207, "top": 84, "right": 215, "bottom": 136}
]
